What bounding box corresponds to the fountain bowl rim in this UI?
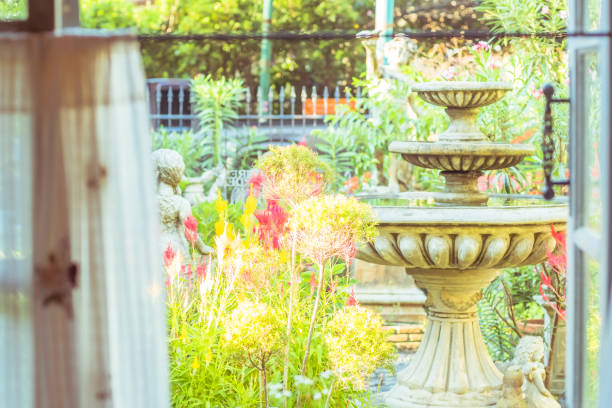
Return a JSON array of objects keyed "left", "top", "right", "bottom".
[
  {"left": 357, "top": 193, "right": 568, "bottom": 225},
  {"left": 411, "top": 81, "right": 513, "bottom": 92},
  {"left": 389, "top": 141, "right": 536, "bottom": 156}
]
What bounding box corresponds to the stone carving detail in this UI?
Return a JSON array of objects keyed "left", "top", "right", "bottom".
[
  {"left": 152, "top": 149, "right": 213, "bottom": 261},
  {"left": 358, "top": 227, "right": 562, "bottom": 270},
  {"left": 441, "top": 291, "right": 483, "bottom": 311}
]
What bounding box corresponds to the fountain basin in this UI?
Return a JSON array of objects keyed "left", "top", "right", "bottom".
[
  {"left": 411, "top": 81, "right": 513, "bottom": 109},
  {"left": 357, "top": 197, "right": 566, "bottom": 270},
  {"left": 390, "top": 141, "right": 536, "bottom": 172},
  {"left": 355, "top": 194, "right": 567, "bottom": 407}
]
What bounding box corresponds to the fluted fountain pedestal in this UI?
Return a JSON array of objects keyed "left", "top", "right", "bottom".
[{"left": 386, "top": 269, "right": 502, "bottom": 407}]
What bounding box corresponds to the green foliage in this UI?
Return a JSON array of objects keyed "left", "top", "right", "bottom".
[
  {"left": 152, "top": 129, "right": 206, "bottom": 177},
  {"left": 313, "top": 74, "right": 448, "bottom": 189},
  {"left": 80, "top": 0, "right": 374, "bottom": 88},
  {"left": 191, "top": 75, "right": 244, "bottom": 166},
  {"left": 478, "top": 267, "right": 544, "bottom": 362},
  {"left": 475, "top": 0, "right": 569, "bottom": 192},
  {"left": 191, "top": 200, "right": 243, "bottom": 247},
  {"left": 0, "top": 0, "right": 26, "bottom": 20}
]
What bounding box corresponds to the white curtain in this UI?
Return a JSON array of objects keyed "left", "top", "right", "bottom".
[{"left": 0, "top": 31, "right": 169, "bottom": 408}]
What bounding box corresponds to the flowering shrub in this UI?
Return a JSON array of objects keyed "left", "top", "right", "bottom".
[
  {"left": 325, "top": 306, "right": 395, "bottom": 388},
  {"left": 166, "top": 145, "right": 394, "bottom": 407}
]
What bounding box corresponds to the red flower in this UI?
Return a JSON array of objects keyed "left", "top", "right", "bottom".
[
  {"left": 249, "top": 172, "right": 264, "bottom": 197},
  {"left": 196, "top": 261, "right": 206, "bottom": 279},
  {"left": 184, "top": 215, "right": 198, "bottom": 246},
  {"left": 347, "top": 287, "right": 358, "bottom": 306},
  {"left": 181, "top": 264, "right": 193, "bottom": 278},
  {"left": 164, "top": 244, "right": 176, "bottom": 267},
  {"left": 309, "top": 272, "right": 318, "bottom": 291},
  {"left": 344, "top": 176, "right": 360, "bottom": 194},
  {"left": 298, "top": 136, "right": 307, "bottom": 146},
  {"left": 254, "top": 199, "right": 289, "bottom": 249}
]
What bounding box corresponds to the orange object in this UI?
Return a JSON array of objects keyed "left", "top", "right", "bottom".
[{"left": 304, "top": 98, "right": 356, "bottom": 115}]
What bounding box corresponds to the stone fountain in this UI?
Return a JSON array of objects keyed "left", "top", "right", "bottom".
[{"left": 355, "top": 82, "right": 567, "bottom": 407}]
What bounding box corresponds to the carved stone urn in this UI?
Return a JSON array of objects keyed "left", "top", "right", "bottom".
[{"left": 355, "top": 82, "right": 567, "bottom": 407}]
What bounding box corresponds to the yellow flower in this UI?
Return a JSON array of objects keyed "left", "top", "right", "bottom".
[
  {"left": 215, "top": 219, "right": 225, "bottom": 236},
  {"left": 180, "top": 325, "right": 188, "bottom": 342},
  {"left": 244, "top": 190, "right": 257, "bottom": 215},
  {"left": 216, "top": 190, "right": 228, "bottom": 215},
  {"left": 240, "top": 214, "right": 251, "bottom": 231},
  {"left": 205, "top": 349, "right": 213, "bottom": 363},
  {"left": 226, "top": 224, "right": 236, "bottom": 241},
  {"left": 192, "top": 356, "right": 200, "bottom": 370}
]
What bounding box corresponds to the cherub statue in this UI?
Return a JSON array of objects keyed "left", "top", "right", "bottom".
[
  {"left": 496, "top": 365, "right": 527, "bottom": 408},
  {"left": 383, "top": 35, "right": 418, "bottom": 73},
  {"left": 513, "top": 336, "right": 561, "bottom": 408},
  {"left": 152, "top": 149, "right": 213, "bottom": 261}
]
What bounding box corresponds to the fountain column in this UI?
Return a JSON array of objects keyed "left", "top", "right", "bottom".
[{"left": 387, "top": 269, "right": 502, "bottom": 407}]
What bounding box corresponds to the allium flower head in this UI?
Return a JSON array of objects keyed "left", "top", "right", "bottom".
[
  {"left": 256, "top": 145, "right": 332, "bottom": 205},
  {"left": 224, "top": 300, "right": 284, "bottom": 364},
  {"left": 291, "top": 194, "right": 378, "bottom": 265},
  {"left": 325, "top": 306, "right": 395, "bottom": 388}
]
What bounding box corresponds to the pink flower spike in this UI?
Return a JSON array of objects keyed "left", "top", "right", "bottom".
[
  {"left": 347, "top": 287, "right": 358, "bottom": 307},
  {"left": 248, "top": 172, "right": 264, "bottom": 197},
  {"left": 163, "top": 244, "right": 176, "bottom": 267},
  {"left": 184, "top": 215, "right": 197, "bottom": 232},
  {"left": 309, "top": 272, "right": 318, "bottom": 290},
  {"left": 298, "top": 136, "right": 307, "bottom": 146},
  {"left": 184, "top": 215, "right": 198, "bottom": 246}
]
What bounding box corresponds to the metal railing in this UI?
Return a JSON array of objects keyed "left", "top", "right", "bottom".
[{"left": 146, "top": 78, "right": 362, "bottom": 132}]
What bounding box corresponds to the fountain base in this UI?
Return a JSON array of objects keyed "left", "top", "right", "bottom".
[{"left": 385, "top": 269, "right": 503, "bottom": 408}]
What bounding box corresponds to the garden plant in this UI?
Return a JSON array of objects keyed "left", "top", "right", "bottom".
[{"left": 164, "top": 144, "right": 395, "bottom": 407}]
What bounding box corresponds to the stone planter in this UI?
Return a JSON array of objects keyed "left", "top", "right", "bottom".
[{"left": 517, "top": 319, "right": 545, "bottom": 336}]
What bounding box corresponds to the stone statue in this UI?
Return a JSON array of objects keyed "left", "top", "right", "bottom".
[
  {"left": 512, "top": 336, "right": 561, "bottom": 408},
  {"left": 152, "top": 149, "right": 213, "bottom": 261},
  {"left": 496, "top": 365, "right": 527, "bottom": 408},
  {"left": 357, "top": 30, "right": 382, "bottom": 79},
  {"left": 383, "top": 35, "right": 418, "bottom": 73}
]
